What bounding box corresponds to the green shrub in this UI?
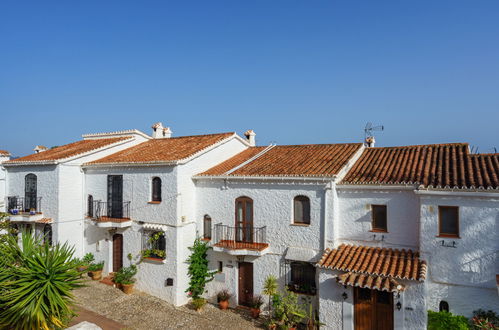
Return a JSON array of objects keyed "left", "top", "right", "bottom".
[
  {"left": 428, "top": 310, "right": 469, "bottom": 330},
  {"left": 82, "top": 253, "right": 95, "bottom": 265},
  {"left": 87, "top": 261, "right": 104, "bottom": 272},
  {"left": 471, "top": 309, "right": 499, "bottom": 329},
  {"left": 185, "top": 237, "right": 215, "bottom": 299},
  {"left": 114, "top": 265, "right": 137, "bottom": 285},
  {"left": 192, "top": 297, "right": 206, "bottom": 311}
]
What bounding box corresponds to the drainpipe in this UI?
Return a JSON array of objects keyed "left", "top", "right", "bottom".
[{"left": 323, "top": 179, "right": 335, "bottom": 251}]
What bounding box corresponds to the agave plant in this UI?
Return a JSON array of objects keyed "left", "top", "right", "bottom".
[{"left": 0, "top": 230, "right": 83, "bottom": 330}]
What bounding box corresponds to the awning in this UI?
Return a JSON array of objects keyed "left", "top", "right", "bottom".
[
  {"left": 285, "top": 247, "right": 320, "bottom": 263},
  {"left": 142, "top": 223, "right": 168, "bottom": 232},
  {"left": 337, "top": 272, "right": 405, "bottom": 293}
]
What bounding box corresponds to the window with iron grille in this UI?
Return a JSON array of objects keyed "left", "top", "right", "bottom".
[
  {"left": 288, "top": 262, "right": 316, "bottom": 295},
  {"left": 371, "top": 204, "right": 387, "bottom": 232},
  {"left": 142, "top": 230, "right": 166, "bottom": 259},
  {"left": 152, "top": 177, "right": 162, "bottom": 202},
  {"left": 88, "top": 195, "right": 94, "bottom": 217},
  {"left": 203, "top": 215, "right": 212, "bottom": 240},
  {"left": 293, "top": 196, "right": 310, "bottom": 224}
]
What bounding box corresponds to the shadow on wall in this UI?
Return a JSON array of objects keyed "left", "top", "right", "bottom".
[{"left": 84, "top": 225, "right": 107, "bottom": 245}]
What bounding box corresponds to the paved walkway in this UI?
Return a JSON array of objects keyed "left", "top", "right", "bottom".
[
  {"left": 69, "top": 307, "right": 125, "bottom": 330},
  {"left": 72, "top": 278, "right": 264, "bottom": 330}
]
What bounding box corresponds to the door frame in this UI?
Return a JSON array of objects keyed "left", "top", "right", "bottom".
[
  {"left": 235, "top": 196, "right": 253, "bottom": 243},
  {"left": 354, "top": 287, "right": 394, "bottom": 330},
  {"left": 238, "top": 262, "right": 254, "bottom": 306},
  {"left": 112, "top": 233, "right": 123, "bottom": 273}
]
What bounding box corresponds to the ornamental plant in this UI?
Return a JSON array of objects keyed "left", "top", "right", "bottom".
[
  {"left": 428, "top": 310, "right": 469, "bottom": 330},
  {"left": 0, "top": 230, "right": 83, "bottom": 330},
  {"left": 217, "top": 289, "right": 232, "bottom": 302},
  {"left": 185, "top": 237, "right": 216, "bottom": 299},
  {"left": 87, "top": 261, "right": 104, "bottom": 272}
]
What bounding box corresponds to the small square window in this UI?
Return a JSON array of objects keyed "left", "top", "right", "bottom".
[
  {"left": 439, "top": 206, "right": 459, "bottom": 237},
  {"left": 371, "top": 205, "right": 387, "bottom": 232}
]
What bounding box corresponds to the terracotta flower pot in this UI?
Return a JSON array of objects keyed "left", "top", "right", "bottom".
[
  {"left": 219, "top": 300, "right": 229, "bottom": 310},
  {"left": 121, "top": 283, "right": 134, "bottom": 294},
  {"left": 90, "top": 270, "right": 102, "bottom": 280},
  {"left": 250, "top": 308, "right": 260, "bottom": 319}
]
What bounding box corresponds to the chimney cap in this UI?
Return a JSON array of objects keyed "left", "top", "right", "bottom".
[
  {"left": 152, "top": 122, "right": 163, "bottom": 129},
  {"left": 34, "top": 145, "right": 48, "bottom": 153},
  {"left": 244, "top": 129, "right": 256, "bottom": 137}
]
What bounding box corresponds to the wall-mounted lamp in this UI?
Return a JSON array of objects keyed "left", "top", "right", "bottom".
[
  {"left": 396, "top": 301, "right": 402, "bottom": 311},
  {"left": 342, "top": 292, "right": 348, "bottom": 300}
]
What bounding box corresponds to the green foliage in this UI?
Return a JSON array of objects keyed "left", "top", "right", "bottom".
[
  {"left": 216, "top": 289, "right": 232, "bottom": 302},
  {"left": 114, "top": 265, "right": 138, "bottom": 285},
  {"left": 82, "top": 253, "right": 95, "bottom": 265},
  {"left": 263, "top": 275, "right": 278, "bottom": 317},
  {"left": 0, "top": 213, "right": 16, "bottom": 246},
  {"left": 191, "top": 297, "right": 206, "bottom": 311},
  {"left": 141, "top": 249, "right": 166, "bottom": 259},
  {"left": 249, "top": 295, "right": 264, "bottom": 309},
  {"left": 185, "top": 237, "right": 216, "bottom": 299},
  {"left": 0, "top": 230, "right": 83, "bottom": 330},
  {"left": 272, "top": 290, "right": 306, "bottom": 328},
  {"left": 87, "top": 261, "right": 104, "bottom": 272},
  {"left": 471, "top": 309, "right": 499, "bottom": 329},
  {"left": 428, "top": 310, "right": 469, "bottom": 330}
]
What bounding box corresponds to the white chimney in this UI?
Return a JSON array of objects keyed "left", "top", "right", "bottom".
[
  {"left": 244, "top": 130, "right": 256, "bottom": 146},
  {"left": 34, "top": 145, "right": 48, "bottom": 153},
  {"left": 162, "top": 127, "right": 172, "bottom": 138},
  {"left": 152, "top": 122, "right": 173, "bottom": 139},
  {"left": 365, "top": 136, "right": 375, "bottom": 148}
]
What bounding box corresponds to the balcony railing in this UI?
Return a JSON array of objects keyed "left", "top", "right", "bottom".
[
  {"left": 7, "top": 196, "right": 42, "bottom": 214},
  {"left": 214, "top": 223, "right": 268, "bottom": 251},
  {"left": 93, "top": 201, "right": 130, "bottom": 222}
]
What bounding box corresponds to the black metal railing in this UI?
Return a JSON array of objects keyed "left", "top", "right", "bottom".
[
  {"left": 7, "top": 196, "right": 42, "bottom": 214},
  {"left": 93, "top": 201, "right": 130, "bottom": 220},
  {"left": 214, "top": 223, "right": 267, "bottom": 250}
]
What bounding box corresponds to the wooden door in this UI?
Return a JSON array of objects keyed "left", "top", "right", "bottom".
[
  {"left": 25, "top": 174, "right": 37, "bottom": 211},
  {"left": 238, "top": 262, "right": 253, "bottom": 306},
  {"left": 354, "top": 288, "right": 393, "bottom": 330},
  {"left": 235, "top": 197, "right": 253, "bottom": 243},
  {"left": 112, "top": 234, "right": 123, "bottom": 272},
  {"left": 107, "top": 175, "right": 123, "bottom": 218}
]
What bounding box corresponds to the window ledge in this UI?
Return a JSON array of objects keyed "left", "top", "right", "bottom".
[
  {"left": 437, "top": 234, "right": 460, "bottom": 239},
  {"left": 143, "top": 257, "right": 166, "bottom": 264},
  {"left": 201, "top": 238, "right": 211, "bottom": 242},
  {"left": 148, "top": 201, "right": 161, "bottom": 204},
  {"left": 290, "top": 223, "right": 310, "bottom": 227},
  {"left": 369, "top": 229, "right": 388, "bottom": 233}
]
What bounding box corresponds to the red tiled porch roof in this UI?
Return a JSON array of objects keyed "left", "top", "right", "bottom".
[{"left": 336, "top": 272, "right": 406, "bottom": 292}]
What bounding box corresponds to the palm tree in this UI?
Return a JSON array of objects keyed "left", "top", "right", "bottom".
[
  {"left": 262, "top": 275, "right": 278, "bottom": 319},
  {"left": 0, "top": 230, "right": 83, "bottom": 329}
]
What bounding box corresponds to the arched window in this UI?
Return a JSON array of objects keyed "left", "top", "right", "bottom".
[
  {"left": 43, "top": 224, "right": 52, "bottom": 246},
  {"left": 88, "top": 195, "right": 94, "bottom": 217},
  {"left": 439, "top": 301, "right": 449, "bottom": 312},
  {"left": 25, "top": 173, "right": 37, "bottom": 212},
  {"left": 203, "top": 215, "right": 212, "bottom": 240},
  {"left": 152, "top": 177, "right": 162, "bottom": 202},
  {"left": 293, "top": 196, "right": 310, "bottom": 224}
]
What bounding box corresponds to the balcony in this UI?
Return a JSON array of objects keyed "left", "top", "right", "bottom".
[
  {"left": 212, "top": 223, "right": 269, "bottom": 256},
  {"left": 91, "top": 201, "right": 132, "bottom": 228},
  {"left": 6, "top": 196, "right": 44, "bottom": 222}
]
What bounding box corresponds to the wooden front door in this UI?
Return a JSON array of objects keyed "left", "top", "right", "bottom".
[
  {"left": 235, "top": 197, "right": 253, "bottom": 243},
  {"left": 238, "top": 262, "right": 253, "bottom": 306},
  {"left": 25, "top": 174, "right": 37, "bottom": 211},
  {"left": 354, "top": 288, "right": 393, "bottom": 330},
  {"left": 112, "top": 233, "right": 123, "bottom": 272},
  {"left": 107, "top": 175, "right": 123, "bottom": 218}
]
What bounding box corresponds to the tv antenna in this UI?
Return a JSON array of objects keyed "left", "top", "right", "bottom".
[{"left": 364, "top": 122, "right": 384, "bottom": 147}]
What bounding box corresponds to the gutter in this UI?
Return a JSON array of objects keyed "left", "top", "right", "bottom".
[{"left": 193, "top": 174, "right": 337, "bottom": 182}]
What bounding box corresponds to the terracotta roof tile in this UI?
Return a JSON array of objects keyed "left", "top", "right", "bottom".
[
  {"left": 88, "top": 133, "right": 234, "bottom": 165},
  {"left": 199, "top": 143, "right": 362, "bottom": 177},
  {"left": 317, "top": 244, "right": 427, "bottom": 281},
  {"left": 35, "top": 218, "right": 53, "bottom": 224},
  {"left": 336, "top": 272, "right": 406, "bottom": 292},
  {"left": 342, "top": 144, "right": 499, "bottom": 189},
  {"left": 6, "top": 137, "right": 131, "bottom": 164},
  {"left": 0, "top": 150, "right": 10, "bottom": 156}
]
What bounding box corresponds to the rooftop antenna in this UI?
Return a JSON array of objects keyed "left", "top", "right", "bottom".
[{"left": 364, "top": 122, "right": 384, "bottom": 147}]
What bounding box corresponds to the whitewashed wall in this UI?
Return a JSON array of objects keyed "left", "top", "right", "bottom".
[
  {"left": 0, "top": 155, "right": 11, "bottom": 212},
  {"left": 419, "top": 193, "right": 499, "bottom": 317}
]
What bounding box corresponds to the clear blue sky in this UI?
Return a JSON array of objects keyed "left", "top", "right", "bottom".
[{"left": 1, "top": 1, "right": 498, "bottom": 156}]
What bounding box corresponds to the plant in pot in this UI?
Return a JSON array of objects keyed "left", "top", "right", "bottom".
[
  {"left": 77, "top": 253, "right": 94, "bottom": 272},
  {"left": 29, "top": 208, "right": 36, "bottom": 215},
  {"left": 114, "top": 264, "right": 137, "bottom": 294},
  {"left": 249, "top": 295, "right": 264, "bottom": 319},
  {"left": 217, "top": 289, "right": 232, "bottom": 310},
  {"left": 87, "top": 261, "right": 104, "bottom": 280},
  {"left": 272, "top": 290, "right": 306, "bottom": 330},
  {"left": 191, "top": 297, "right": 206, "bottom": 311}
]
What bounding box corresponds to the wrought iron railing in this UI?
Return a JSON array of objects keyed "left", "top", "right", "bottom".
[
  {"left": 93, "top": 201, "right": 130, "bottom": 220},
  {"left": 214, "top": 223, "right": 267, "bottom": 250},
  {"left": 7, "top": 196, "right": 42, "bottom": 214}
]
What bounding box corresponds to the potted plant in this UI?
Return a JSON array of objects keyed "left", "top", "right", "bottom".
[
  {"left": 263, "top": 275, "right": 278, "bottom": 320},
  {"left": 11, "top": 208, "right": 19, "bottom": 215},
  {"left": 192, "top": 297, "right": 206, "bottom": 311},
  {"left": 87, "top": 261, "right": 104, "bottom": 280},
  {"left": 141, "top": 248, "right": 166, "bottom": 260},
  {"left": 272, "top": 290, "right": 306, "bottom": 329},
  {"left": 77, "top": 253, "right": 94, "bottom": 272},
  {"left": 29, "top": 208, "right": 36, "bottom": 215},
  {"left": 217, "top": 289, "right": 232, "bottom": 310},
  {"left": 249, "top": 295, "right": 264, "bottom": 319},
  {"left": 114, "top": 264, "right": 137, "bottom": 294}
]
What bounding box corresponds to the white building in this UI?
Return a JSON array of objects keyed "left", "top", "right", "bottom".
[{"left": 2, "top": 125, "right": 498, "bottom": 329}]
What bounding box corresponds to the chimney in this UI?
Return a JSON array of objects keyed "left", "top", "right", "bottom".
[
  {"left": 34, "top": 145, "right": 48, "bottom": 153},
  {"left": 244, "top": 130, "right": 256, "bottom": 146},
  {"left": 162, "top": 126, "right": 172, "bottom": 138},
  {"left": 365, "top": 136, "right": 375, "bottom": 148},
  {"left": 152, "top": 122, "right": 173, "bottom": 139}
]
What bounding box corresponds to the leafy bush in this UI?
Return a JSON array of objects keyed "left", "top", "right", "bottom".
[
  {"left": 82, "top": 253, "right": 95, "bottom": 265},
  {"left": 0, "top": 230, "right": 82, "bottom": 329},
  {"left": 192, "top": 297, "right": 206, "bottom": 311},
  {"left": 249, "top": 295, "right": 264, "bottom": 309},
  {"left": 217, "top": 289, "right": 232, "bottom": 302},
  {"left": 272, "top": 290, "right": 306, "bottom": 328},
  {"left": 471, "top": 310, "right": 499, "bottom": 329},
  {"left": 114, "top": 265, "right": 137, "bottom": 285},
  {"left": 185, "top": 237, "right": 215, "bottom": 299},
  {"left": 428, "top": 310, "right": 469, "bottom": 330},
  {"left": 141, "top": 249, "right": 166, "bottom": 259},
  {"left": 87, "top": 261, "right": 104, "bottom": 272}
]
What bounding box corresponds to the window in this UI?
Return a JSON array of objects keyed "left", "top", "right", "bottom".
[
  {"left": 439, "top": 206, "right": 459, "bottom": 237},
  {"left": 439, "top": 300, "right": 449, "bottom": 312},
  {"left": 142, "top": 231, "right": 166, "bottom": 259},
  {"left": 218, "top": 261, "right": 223, "bottom": 273},
  {"left": 288, "top": 262, "right": 316, "bottom": 295},
  {"left": 203, "top": 215, "right": 212, "bottom": 240},
  {"left": 371, "top": 205, "right": 387, "bottom": 232},
  {"left": 43, "top": 224, "right": 52, "bottom": 246},
  {"left": 293, "top": 196, "right": 310, "bottom": 225},
  {"left": 88, "top": 195, "right": 94, "bottom": 217},
  {"left": 152, "top": 177, "right": 162, "bottom": 202}
]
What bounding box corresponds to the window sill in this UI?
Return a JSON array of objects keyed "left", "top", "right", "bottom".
[
  {"left": 369, "top": 229, "right": 388, "bottom": 233},
  {"left": 143, "top": 257, "right": 166, "bottom": 264},
  {"left": 201, "top": 238, "right": 211, "bottom": 242},
  {"left": 437, "top": 234, "right": 460, "bottom": 239},
  {"left": 148, "top": 201, "right": 161, "bottom": 204},
  {"left": 290, "top": 223, "right": 310, "bottom": 227}
]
